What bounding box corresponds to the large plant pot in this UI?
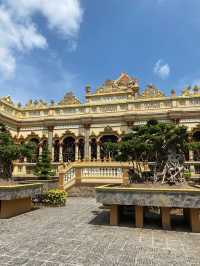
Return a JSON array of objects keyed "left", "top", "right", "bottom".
[
  {"left": 96, "top": 184, "right": 200, "bottom": 232},
  {"left": 0, "top": 183, "right": 42, "bottom": 218}
]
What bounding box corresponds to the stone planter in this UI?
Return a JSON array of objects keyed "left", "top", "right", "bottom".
[
  {"left": 96, "top": 184, "right": 200, "bottom": 232},
  {"left": 18, "top": 179, "right": 58, "bottom": 192},
  {"left": 0, "top": 183, "right": 42, "bottom": 218}
]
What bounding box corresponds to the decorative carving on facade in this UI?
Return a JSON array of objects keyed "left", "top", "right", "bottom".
[
  {"left": 85, "top": 85, "right": 91, "bottom": 94},
  {"left": 25, "top": 99, "right": 48, "bottom": 109},
  {"left": 1, "top": 73, "right": 200, "bottom": 124},
  {"left": 18, "top": 134, "right": 25, "bottom": 141},
  {"left": 95, "top": 73, "right": 139, "bottom": 95},
  {"left": 41, "top": 134, "right": 48, "bottom": 140},
  {"left": 98, "top": 126, "right": 120, "bottom": 140},
  {"left": 25, "top": 132, "right": 40, "bottom": 141},
  {"left": 53, "top": 133, "right": 60, "bottom": 141},
  {"left": 140, "top": 85, "right": 165, "bottom": 98},
  {"left": 181, "top": 85, "right": 200, "bottom": 97},
  {"left": 193, "top": 86, "right": 199, "bottom": 95},
  {"left": 59, "top": 92, "right": 80, "bottom": 106},
  {"left": 61, "top": 129, "right": 76, "bottom": 140},
  {"left": 181, "top": 86, "right": 192, "bottom": 97},
  {"left": 104, "top": 126, "right": 114, "bottom": 133},
  {"left": 77, "top": 135, "right": 85, "bottom": 141},
  {"left": 171, "top": 89, "right": 176, "bottom": 97},
  {"left": 89, "top": 131, "right": 97, "bottom": 139},
  {"left": 1, "top": 96, "right": 14, "bottom": 105}
]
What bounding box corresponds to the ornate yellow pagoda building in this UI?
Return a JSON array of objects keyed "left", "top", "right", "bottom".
[{"left": 1, "top": 73, "right": 200, "bottom": 177}]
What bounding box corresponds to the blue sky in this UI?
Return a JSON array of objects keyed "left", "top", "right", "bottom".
[{"left": 0, "top": 0, "right": 200, "bottom": 104}]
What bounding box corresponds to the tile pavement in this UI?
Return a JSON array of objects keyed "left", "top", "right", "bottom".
[{"left": 0, "top": 198, "right": 199, "bottom": 266}]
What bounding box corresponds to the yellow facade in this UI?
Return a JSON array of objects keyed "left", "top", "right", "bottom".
[{"left": 1, "top": 73, "right": 200, "bottom": 176}]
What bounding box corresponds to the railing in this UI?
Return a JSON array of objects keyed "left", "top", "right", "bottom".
[
  {"left": 3, "top": 95, "right": 200, "bottom": 119},
  {"left": 57, "top": 161, "right": 128, "bottom": 190},
  {"left": 13, "top": 160, "right": 200, "bottom": 188},
  {"left": 12, "top": 162, "right": 61, "bottom": 177},
  {"left": 13, "top": 160, "right": 200, "bottom": 177},
  {"left": 64, "top": 167, "right": 76, "bottom": 182},
  {"left": 81, "top": 167, "right": 123, "bottom": 178}
]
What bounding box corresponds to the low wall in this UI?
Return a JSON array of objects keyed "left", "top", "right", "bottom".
[
  {"left": 68, "top": 183, "right": 99, "bottom": 197},
  {"left": 96, "top": 185, "right": 200, "bottom": 208},
  {"left": 18, "top": 179, "right": 58, "bottom": 192},
  {"left": 0, "top": 184, "right": 42, "bottom": 200}
]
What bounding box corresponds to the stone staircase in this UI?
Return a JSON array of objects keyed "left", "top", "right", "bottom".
[{"left": 58, "top": 161, "right": 129, "bottom": 197}]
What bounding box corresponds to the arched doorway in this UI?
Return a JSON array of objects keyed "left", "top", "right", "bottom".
[
  {"left": 42, "top": 139, "right": 47, "bottom": 150},
  {"left": 28, "top": 138, "right": 39, "bottom": 163},
  {"left": 62, "top": 137, "right": 75, "bottom": 162},
  {"left": 100, "top": 135, "right": 118, "bottom": 160},
  {"left": 54, "top": 140, "right": 60, "bottom": 162}
]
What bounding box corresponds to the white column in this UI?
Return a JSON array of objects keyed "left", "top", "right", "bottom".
[
  {"left": 52, "top": 145, "right": 54, "bottom": 162},
  {"left": 89, "top": 142, "right": 91, "bottom": 161},
  {"left": 39, "top": 145, "right": 43, "bottom": 156},
  {"left": 59, "top": 144, "right": 63, "bottom": 162},
  {"left": 75, "top": 142, "right": 79, "bottom": 161},
  {"left": 97, "top": 143, "right": 101, "bottom": 161},
  {"left": 47, "top": 126, "right": 54, "bottom": 158},
  {"left": 189, "top": 150, "right": 194, "bottom": 161},
  {"left": 84, "top": 124, "right": 90, "bottom": 161}
]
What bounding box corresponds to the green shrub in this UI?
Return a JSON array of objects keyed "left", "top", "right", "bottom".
[
  {"left": 34, "top": 145, "right": 55, "bottom": 180},
  {"left": 184, "top": 171, "right": 192, "bottom": 180},
  {"left": 43, "top": 189, "right": 67, "bottom": 206}
]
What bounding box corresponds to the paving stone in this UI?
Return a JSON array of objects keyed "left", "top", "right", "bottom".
[{"left": 0, "top": 198, "right": 199, "bottom": 266}]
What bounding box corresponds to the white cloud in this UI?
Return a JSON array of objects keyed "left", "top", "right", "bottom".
[
  {"left": 5, "top": 0, "right": 83, "bottom": 39},
  {"left": 153, "top": 59, "right": 170, "bottom": 79},
  {"left": 0, "top": 0, "right": 83, "bottom": 79},
  {"left": 0, "top": 47, "right": 16, "bottom": 79}
]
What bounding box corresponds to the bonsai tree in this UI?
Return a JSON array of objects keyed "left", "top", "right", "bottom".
[
  {"left": 101, "top": 141, "right": 118, "bottom": 160},
  {"left": 0, "top": 123, "right": 35, "bottom": 180},
  {"left": 34, "top": 144, "right": 55, "bottom": 179},
  {"left": 188, "top": 141, "right": 200, "bottom": 159},
  {"left": 105, "top": 120, "right": 191, "bottom": 184}
]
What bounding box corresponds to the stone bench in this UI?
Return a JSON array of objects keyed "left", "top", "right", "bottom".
[
  {"left": 0, "top": 183, "right": 42, "bottom": 218},
  {"left": 96, "top": 185, "right": 200, "bottom": 232}
]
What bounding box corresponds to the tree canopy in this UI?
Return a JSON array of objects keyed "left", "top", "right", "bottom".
[
  {"left": 0, "top": 123, "right": 35, "bottom": 180},
  {"left": 34, "top": 144, "right": 55, "bottom": 179},
  {"left": 105, "top": 120, "right": 192, "bottom": 183}
]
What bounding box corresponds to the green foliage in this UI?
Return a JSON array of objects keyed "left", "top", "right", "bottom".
[
  {"left": 43, "top": 189, "right": 67, "bottom": 206},
  {"left": 106, "top": 120, "right": 190, "bottom": 181},
  {"left": 0, "top": 123, "right": 35, "bottom": 180},
  {"left": 188, "top": 141, "right": 200, "bottom": 151},
  {"left": 34, "top": 145, "right": 55, "bottom": 179},
  {"left": 102, "top": 141, "right": 119, "bottom": 159},
  {"left": 183, "top": 170, "right": 192, "bottom": 180},
  {"left": 112, "top": 121, "right": 189, "bottom": 163}
]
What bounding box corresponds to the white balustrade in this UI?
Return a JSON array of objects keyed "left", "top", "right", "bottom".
[
  {"left": 81, "top": 167, "right": 122, "bottom": 178},
  {"left": 64, "top": 168, "right": 76, "bottom": 182}
]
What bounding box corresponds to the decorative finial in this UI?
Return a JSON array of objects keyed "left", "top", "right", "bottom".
[
  {"left": 193, "top": 85, "right": 199, "bottom": 95},
  {"left": 171, "top": 89, "right": 176, "bottom": 97},
  {"left": 85, "top": 84, "right": 91, "bottom": 94}
]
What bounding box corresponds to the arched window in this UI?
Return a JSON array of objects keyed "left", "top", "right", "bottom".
[
  {"left": 62, "top": 137, "right": 75, "bottom": 162},
  {"left": 28, "top": 138, "right": 39, "bottom": 163},
  {"left": 100, "top": 135, "right": 118, "bottom": 160},
  {"left": 54, "top": 140, "right": 60, "bottom": 162}
]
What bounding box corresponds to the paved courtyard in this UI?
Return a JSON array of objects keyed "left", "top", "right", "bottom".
[{"left": 0, "top": 198, "right": 200, "bottom": 266}]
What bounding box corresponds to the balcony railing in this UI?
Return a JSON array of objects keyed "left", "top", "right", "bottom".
[{"left": 13, "top": 161, "right": 200, "bottom": 183}]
